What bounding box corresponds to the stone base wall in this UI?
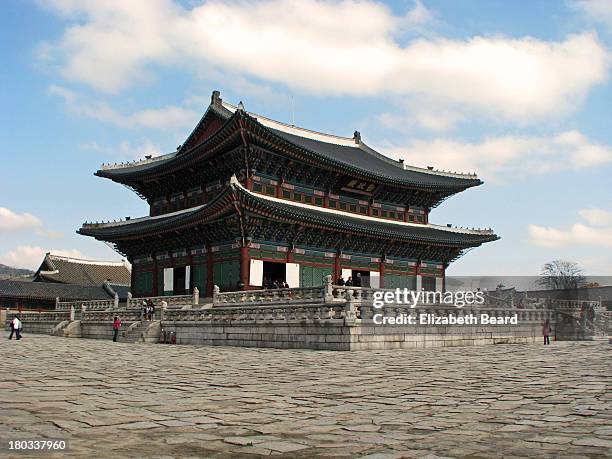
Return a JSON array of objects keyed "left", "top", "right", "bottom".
[
  {"left": 80, "top": 322, "right": 139, "bottom": 341},
  {"left": 3, "top": 307, "right": 567, "bottom": 351},
  {"left": 162, "top": 321, "right": 351, "bottom": 350},
  {"left": 160, "top": 319, "right": 551, "bottom": 351},
  {"left": 348, "top": 322, "right": 547, "bottom": 350}
]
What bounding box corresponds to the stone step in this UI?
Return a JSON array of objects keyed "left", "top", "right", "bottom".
[{"left": 119, "top": 321, "right": 161, "bottom": 344}]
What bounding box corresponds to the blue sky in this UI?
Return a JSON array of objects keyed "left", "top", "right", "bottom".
[{"left": 1, "top": 0, "right": 611, "bottom": 275}]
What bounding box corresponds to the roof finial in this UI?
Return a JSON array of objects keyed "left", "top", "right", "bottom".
[
  {"left": 237, "top": 101, "right": 245, "bottom": 112},
  {"left": 211, "top": 90, "right": 222, "bottom": 106},
  {"left": 353, "top": 131, "right": 361, "bottom": 144}
]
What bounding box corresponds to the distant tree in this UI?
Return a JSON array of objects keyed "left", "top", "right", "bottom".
[{"left": 537, "top": 260, "right": 586, "bottom": 290}]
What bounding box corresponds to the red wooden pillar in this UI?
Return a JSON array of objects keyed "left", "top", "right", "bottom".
[
  {"left": 287, "top": 248, "right": 294, "bottom": 263},
  {"left": 379, "top": 259, "right": 385, "bottom": 288},
  {"left": 334, "top": 252, "right": 341, "bottom": 282},
  {"left": 240, "top": 245, "right": 249, "bottom": 289},
  {"left": 206, "top": 245, "right": 214, "bottom": 297},
  {"left": 245, "top": 174, "right": 253, "bottom": 190}
]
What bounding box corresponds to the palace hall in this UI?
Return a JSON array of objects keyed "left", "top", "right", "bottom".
[{"left": 79, "top": 91, "right": 498, "bottom": 297}]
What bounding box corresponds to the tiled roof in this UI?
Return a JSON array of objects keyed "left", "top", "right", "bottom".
[
  {"left": 0, "top": 280, "right": 116, "bottom": 301},
  {"left": 34, "top": 253, "right": 131, "bottom": 286},
  {"left": 79, "top": 177, "right": 498, "bottom": 248},
  {"left": 95, "top": 92, "right": 481, "bottom": 190}
]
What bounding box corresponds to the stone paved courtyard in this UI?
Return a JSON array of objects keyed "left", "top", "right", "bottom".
[{"left": 1, "top": 336, "right": 610, "bottom": 458}]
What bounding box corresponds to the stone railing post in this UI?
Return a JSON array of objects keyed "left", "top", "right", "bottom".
[
  {"left": 324, "top": 275, "right": 334, "bottom": 303},
  {"left": 160, "top": 301, "right": 167, "bottom": 321},
  {"left": 127, "top": 292, "right": 132, "bottom": 308},
  {"left": 55, "top": 297, "right": 60, "bottom": 310},
  {"left": 193, "top": 287, "right": 199, "bottom": 307},
  {"left": 213, "top": 285, "right": 220, "bottom": 305},
  {"left": 345, "top": 288, "right": 356, "bottom": 324},
  {"left": 70, "top": 305, "right": 75, "bottom": 321},
  {"left": 114, "top": 292, "right": 119, "bottom": 309}
]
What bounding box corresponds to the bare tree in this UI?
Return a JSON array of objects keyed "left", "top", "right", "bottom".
[{"left": 537, "top": 260, "right": 586, "bottom": 290}]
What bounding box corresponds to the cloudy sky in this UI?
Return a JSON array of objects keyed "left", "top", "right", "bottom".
[{"left": 1, "top": 0, "right": 611, "bottom": 275}]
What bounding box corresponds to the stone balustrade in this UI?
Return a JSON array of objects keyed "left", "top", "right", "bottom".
[
  {"left": 127, "top": 288, "right": 198, "bottom": 309},
  {"left": 6, "top": 309, "right": 70, "bottom": 323},
  {"left": 161, "top": 301, "right": 553, "bottom": 325},
  {"left": 548, "top": 299, "right": 601, "bottom": 310},
  {"left": 56, "top": 299, "right": 115, "bottom": 311},
  {"left": 163, "top": 303, "right": 346, "bottom": 322},
  {"left": 214, "top": 286, "right": 329, "bottom": 306},
  {"left": 81, "top": 309, "right": 142, "bottom": 323}
]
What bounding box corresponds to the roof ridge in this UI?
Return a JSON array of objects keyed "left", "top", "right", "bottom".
[
  {"left": 222, "top": 101, "right": 359, "bottom": 147},
  {"left": 223, "top": 100, "right": 478, "bottom": 179},
  {"left": 99, "top": 151, "right": 176, "bottom": 171},
  {"left": 48, "top": 254, "right": 126, "bottom": 266}
]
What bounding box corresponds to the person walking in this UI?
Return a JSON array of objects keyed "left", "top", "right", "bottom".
[
  {"left": 16, "top": 316, "right": 22, "bottom": 340},
  {"left": 149, "top": 300, "right": 156, "bottom": 321},
  {"left": 10, "top": 316, "right": 22, "bottom": 340},
  {"left": 113, "top": 316, "right": 122, "bottom": 342},
  {"left": 542, "top": 319, "right": 552, "bottom": 345},
  {"left": 8, "top": 317, "right": 14, "bottom": 340}
]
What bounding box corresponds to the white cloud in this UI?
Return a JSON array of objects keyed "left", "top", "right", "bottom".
[
  {"left": 573, "top": 0, "right": 612, "bottom": 30},
  {"left": 48, "top": 84, "right": 198, "bottom": 130},
  {"left": 0, "top": 208, "right": 42, "bottom": 232},
  {"left": 579, "top": 208, "right": 612, "bottom": 226},
  {"left": 384, "top": 130, "right": 612, "bottom": 182},
  {"left": 38, "top": 0, "right": 609, "bottom": 124},
  {"left": 0, "top": 245, "right": 87, "bottom": 270},
  {"left": 81, "top": 138, "right": 163, "bottom": 160},
  {"left": 377, "top": 98, "right": 464, "bottom": 132},
  {"left": 529, "top": 208, "right": 612, "bottom": 249}
]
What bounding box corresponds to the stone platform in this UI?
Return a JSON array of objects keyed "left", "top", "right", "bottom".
[{"left": 1, "top": 335, "right": 610, "bottom": 458}]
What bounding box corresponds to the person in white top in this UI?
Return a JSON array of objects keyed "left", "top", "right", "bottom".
[{"left": 9, "top": 316, "right": 22, "bottom": 340}]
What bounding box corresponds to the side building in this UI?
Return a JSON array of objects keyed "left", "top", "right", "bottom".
[
  {"left": 79, "top": 91, "right": 498, "bottom": 297},
  {"left": 0, "top": 253, "right": 131, "bottom": 310}
]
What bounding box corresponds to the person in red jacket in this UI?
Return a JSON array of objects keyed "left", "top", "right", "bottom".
[{"left": 113, "top": 316, "right": 121, "bottom": 342}]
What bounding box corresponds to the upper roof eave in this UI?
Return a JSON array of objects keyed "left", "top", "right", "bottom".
[{"left": 93, "top": 94, "right": 482, "bottom": 192}]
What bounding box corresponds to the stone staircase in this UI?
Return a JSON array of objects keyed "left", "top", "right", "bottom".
[{"left": 120, "top": 320, "right": 161, "bottom": 343}]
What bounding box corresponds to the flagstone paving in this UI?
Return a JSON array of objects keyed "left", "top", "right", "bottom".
[{"left": 1, "top": 335, "right": 610, "bottom": 458}]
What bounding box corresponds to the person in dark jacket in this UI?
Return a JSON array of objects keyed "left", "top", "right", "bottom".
[
  {"left": 337, "top": 277, "right": 345, "bottom": 286},
  {"left": 8, "top": 318, "right": 14, "bottom": 340}
]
